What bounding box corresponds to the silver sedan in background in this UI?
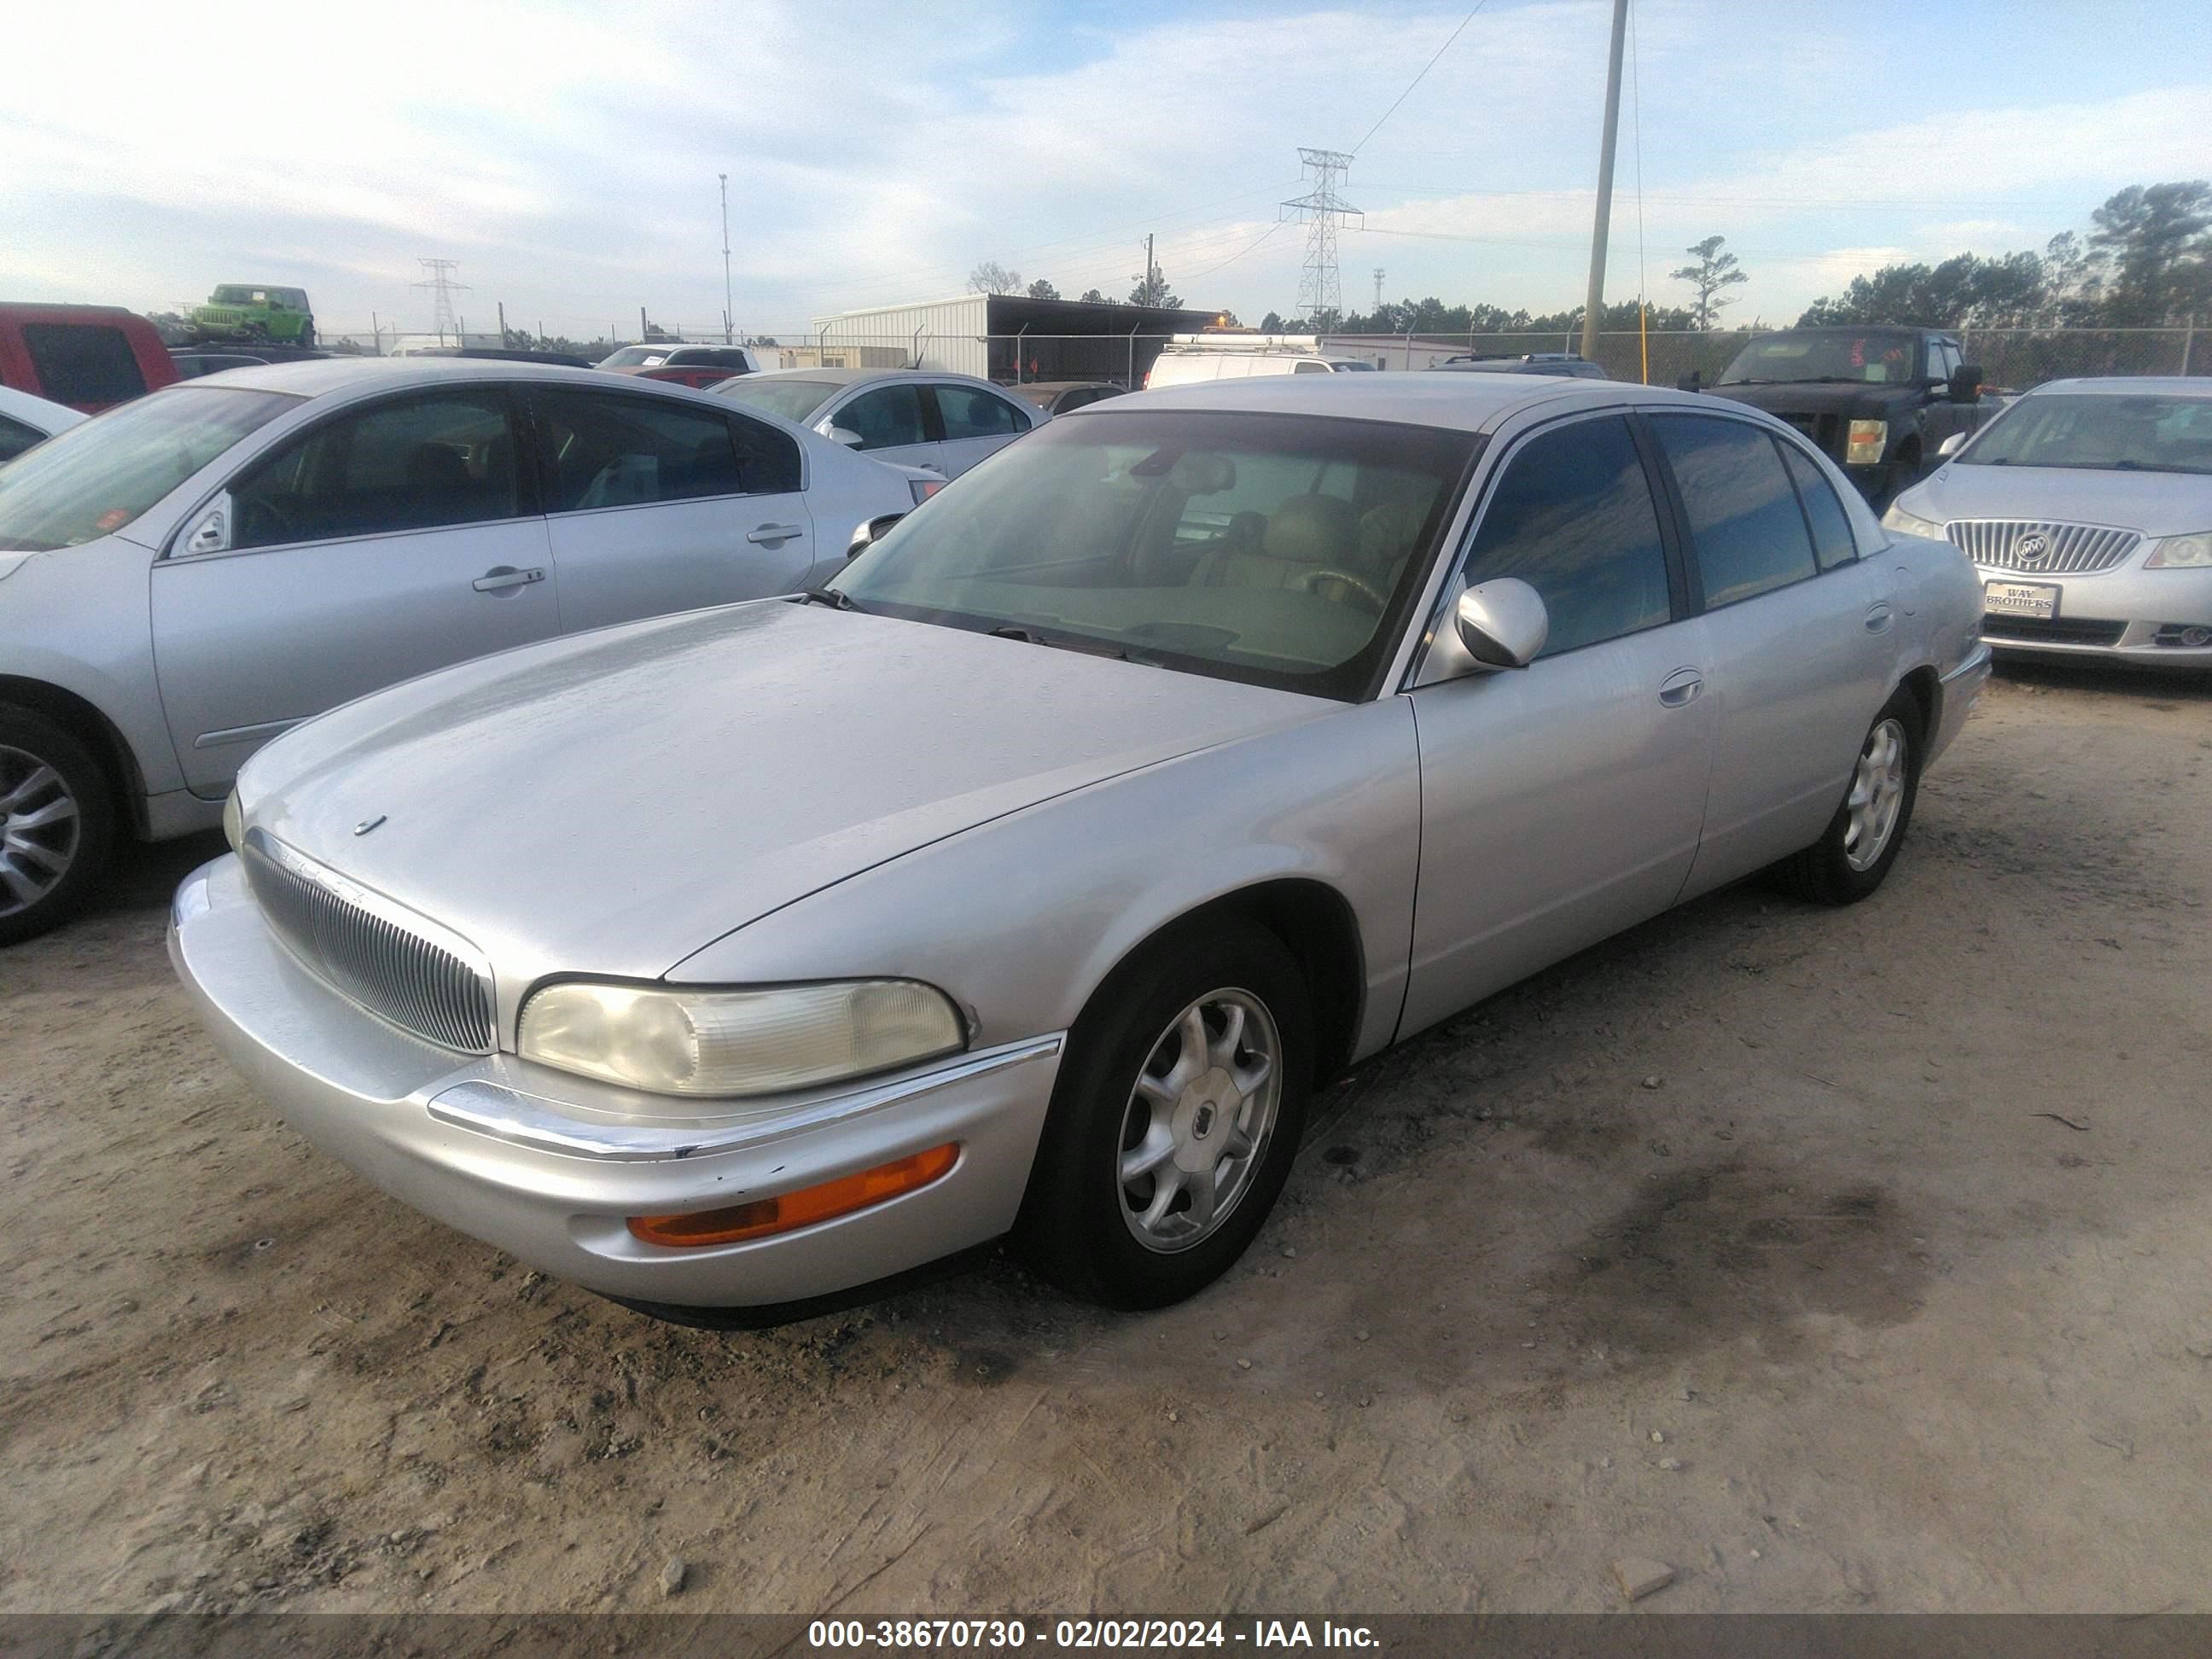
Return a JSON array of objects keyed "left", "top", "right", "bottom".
[
  {"left": 1884, "top": 377, "right": 2212, "bottom": 667},
  {"left": 0, "top": 358, "right": 935, "bottom": 942},
  {"left": 711, "top": 369, "right": 1040, "bottom": 479},
  {"left": 172, "top": 374, "right": 1988, "bottom": 1325}
]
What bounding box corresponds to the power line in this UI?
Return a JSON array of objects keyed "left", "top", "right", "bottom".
[{"left": 1350, "top": 2, "right": 1492, "bottom": 156}]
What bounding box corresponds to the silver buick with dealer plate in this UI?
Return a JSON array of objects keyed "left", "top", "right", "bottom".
[{"left": 1884, "top": 377, "right": 2212, "bottom": 669}]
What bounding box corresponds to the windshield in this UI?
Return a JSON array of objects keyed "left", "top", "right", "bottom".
[
  {"left": 0, "top": 387, "right": 300, "bottom": 552},
  {"left": 597, "top": 346, "right": 672, "bottom": 369},
  {"left": 1960, "top": 393, "right": 2212, "bottom": 474},
  {"left": 1720, "top": 333, "right": 1922, "bottom": 387},
  {"left": 833, "top": 409, "right": 1476, "bottom": 700},
  {"left": 713, "top": 377, "right": 841, "bottom": 424}
]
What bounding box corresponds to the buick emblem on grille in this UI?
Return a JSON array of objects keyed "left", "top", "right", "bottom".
[
  {"left": 353, "top": 814, "right": 387, "bottom": 836},
  {"left": 2014, "top": 533, "right": 2050, "bottom": 563}
]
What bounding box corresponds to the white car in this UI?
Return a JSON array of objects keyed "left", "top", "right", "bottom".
[
  {"left": 1883, "top": 377, "right": 2212, "bottom": 668},
  {"left": 0, "top": 385, "right": 84, "bottom": 466},
  {"left": 711, "top": 370, "right": 1040, "bottom": 480},
  {"left": 1144, "top": 335, "right": 1378, "bottom": 390}
]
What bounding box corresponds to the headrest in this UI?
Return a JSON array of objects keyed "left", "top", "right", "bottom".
[{"left": 1263, "top": 492, "right": 1361, "bottom": 566}]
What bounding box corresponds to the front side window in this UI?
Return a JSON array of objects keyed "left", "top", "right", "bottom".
[
  {"left": 531, "top": 388, "right": 777, "bottom": 510},
  {"left": 1779, "top": 445, "right": 1859, "bottom": 569},
  {"left": 934, "top": 385, "right": 1026, "bottom": 439},
  {"left": 0, "top": 415, "right": 45, "bottom": 465},
  {"left": 230, "top": 390, "right": 519, "bottom": 549},
  {"left": 0, "top": 386, "right": 300, "bottom": 552},
  {"left": 835, "top": 409, "right": 1476, "bottom": 700},
  {"left": 834, "top": 385, "right": 930, "bottom": 451},
  {"left": 1458, "top": 416, "right": 1673, "bottom": 658},
  {"left": 1957, "top": 393, "right": 2212, "bottom": 475},
  {"left": 1651, "top": 415, "right": 1819, "bottom": 607},
  {"left": 23, "top": 324, "right": 148, "bottom": 406}
]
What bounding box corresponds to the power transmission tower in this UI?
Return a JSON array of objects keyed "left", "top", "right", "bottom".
[
  {"left": 414, "top": 259, "right": 469, "bottom": 345},
  {"left": 1280, "top": 148, "right": 1360, "bottom": 328}
]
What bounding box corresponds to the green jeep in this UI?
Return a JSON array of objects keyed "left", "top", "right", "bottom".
[{"left": 188, "top": 284, "right": 316, "bottom": 347}]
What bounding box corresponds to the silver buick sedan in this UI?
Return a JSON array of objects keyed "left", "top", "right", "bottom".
[{"left": 172, "top": 374, "right": 1989, "bottom": 1323}]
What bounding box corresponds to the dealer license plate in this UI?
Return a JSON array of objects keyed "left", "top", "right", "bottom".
[{"left": 1984, "top": 580, "right": 2058, "bottom": 620}]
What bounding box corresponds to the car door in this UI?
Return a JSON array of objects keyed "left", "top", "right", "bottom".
[
  {"left": 820, "top": 382, "right": 944, "bottom": 475},
  {"left": 1400, "top": 410, "right": 1716, "bottom": 1037},
  {"left": 149, "top": 384, "right": 556, "bottom": 795},
  {"left": 927, "top": 381, "right": 1035, "bottom": 476},
  {"left": 1644, "top": 411, "right": 1892, "bottom": 900},
  {"left": 528, "top": 383, "right": 815, "bottom": 633}
]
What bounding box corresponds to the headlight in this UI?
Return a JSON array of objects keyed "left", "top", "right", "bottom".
[
  {"left": 1845, "top": 419, "right": 1889, "bottom": 466},
  {"left": 2145, "top": 533, "right": 2212, "bottom": 569},
  {"left": 222, "top": 789, "right": 243, "bottom": 853},
  {"left": 909, "top": 477, "right": 945, "bottom": 506},
  {"left": 1882, "top": 502, "right": 1944, "bottom": 538},
  {"left": 517, "top": 979, "right": 966, "bottom": 1097}
]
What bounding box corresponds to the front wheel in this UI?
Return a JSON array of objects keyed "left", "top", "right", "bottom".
[
  {"left": 0, "top": 706, "right": 117, "bottom": 946},
  {"left": 1775, "top": 689, "right": 1922, "bottom": 905},
  {"left": 1015, "top": 917, "right": 1312, "bottom": 1308}
]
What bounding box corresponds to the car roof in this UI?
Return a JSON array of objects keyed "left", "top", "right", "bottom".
[
  {"left": 1086, "top": 372, "right": 1709, "bottom": 433},
  {"left": 730, "top": 368, "right": 1012, "bottom": 392},
  {"left": 0, "top": 382, "right": 84, "bottom": 432},
  {"left": 183, "top": 356, "right": 722, "bottom": 400},
  {"left": 2021, "top": 376, "right": 2212, "bottom": 399}
]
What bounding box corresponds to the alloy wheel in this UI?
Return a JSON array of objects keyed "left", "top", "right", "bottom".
[
  {"left": 1843, "top": 717, "right": 1908, "bottom": 872},
  {"left": 1116, "top": 988, "right": 1283, "bottom": 1253},
  {"left": 0, "top": 745, "right": 81, "bottom": 918}
]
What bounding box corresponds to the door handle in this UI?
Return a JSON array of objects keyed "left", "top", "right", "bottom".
[
  {"left": 1658, "top": 667, "right": 1703, "bottom": 707},
  {"left": 472, "top": 566, "right": 544, "bottom": 592},
  {"left": 745, "top": 524, "right": 806, "bottom": 546},
  {"left": 1865, "top": 601, "right": 1895, "bottom": 633}
]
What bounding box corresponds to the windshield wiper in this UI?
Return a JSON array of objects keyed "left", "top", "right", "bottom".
[
  {"left": 987, "top": 623, "right": 1157, "bottom": 665},
  {"left": 795, "top": 586, "right": 864, "bottom": 612}
]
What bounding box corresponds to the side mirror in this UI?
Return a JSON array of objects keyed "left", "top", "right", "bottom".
[
  {"left": 1936, "top": 432, "right": 1968, "bottom": 460},
  {"left": 1676, "top": 370, "right": 1703, "bottom": 393},
  {"left": 1455, "top": 578, "right": 1549, "bottom": 670},
  {"left": 844, "top": 513, "right": 903, "bottom": 560},
  {"left": 825, "top": 425, "right": 864, "bottom": 448},
  {"left": 1949, "top": 365, "right": 1982, "bottom": 403},
  {"left": 182, "top": 492, "right": 231, "bottom": 555}
]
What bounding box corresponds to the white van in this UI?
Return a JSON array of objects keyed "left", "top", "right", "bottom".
[{"left": 1144, "top": 335, "right": 1377, "bottom": 390}]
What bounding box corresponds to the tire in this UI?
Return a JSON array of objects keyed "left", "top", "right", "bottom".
[
  {"left": 1015, "top": 916, "right": 1313, "bottom": 1309},
  {"left": 297, "top": 323, "right": 315, "bottom": 350},
  {"left": 1774, "top": 687, "right": 1924, "bottom": 906},
  {"left": 0, "top": 705, "right": 118, "bottom": 946}
]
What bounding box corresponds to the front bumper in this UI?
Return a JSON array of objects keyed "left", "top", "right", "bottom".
[
  {"left": 1976, "top": 562, "right": 2212, "bottom": 669},
  {"left": 169, "top": 855, "right": 1063, "bottom": 1309}
]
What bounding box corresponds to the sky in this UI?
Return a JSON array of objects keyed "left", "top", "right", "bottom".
[{"left": 4, "top": 0, "right": 2208, "bottom": 344}]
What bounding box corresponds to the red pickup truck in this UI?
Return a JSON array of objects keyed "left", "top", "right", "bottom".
[{"left": 0, "top": 303, "right": 179, "bottom": 413}]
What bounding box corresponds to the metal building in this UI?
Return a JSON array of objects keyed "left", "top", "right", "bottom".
[{"left": 809, "top": 294, "right": 1224, "bottom": 387}]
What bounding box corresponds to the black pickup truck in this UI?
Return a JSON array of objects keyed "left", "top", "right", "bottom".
[{"left": 1682, "top": 326, "right": 1993, "bottom": 503}]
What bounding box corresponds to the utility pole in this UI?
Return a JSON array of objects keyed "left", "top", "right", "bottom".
[
  {"left": 1144, "top": 232, "right": 1154, "bottom": 306},
  {"left": 640, "top": 305, "right": 649, "bottom": 343},
  {"left": 719, "top": 173, "right": 734, "bottom": 345},
  {"left": 497, "top": 300, "right": 509, "bottom": 348},
  {"left": 371, "top": 311, "right": 381, "bottom": 356},
  {"left": 1579, "top": 0, "right": 1629, "bottom": 363},
  {"left": 1374, "top": 268, "right": 1386, "bottom": 311}
]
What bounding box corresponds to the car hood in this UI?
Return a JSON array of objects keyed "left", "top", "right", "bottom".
[
  {"left": 239, "top": 599, "right": 1331, "bottom": 984},
  {"left": 1706, "top": 381, "right": 1909, "bottom": 417},
  {"left": 1906, "top": 463, "right": 2212, "bottom": 538}
]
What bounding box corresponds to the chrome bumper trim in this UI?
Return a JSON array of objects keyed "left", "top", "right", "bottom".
[{"left": 426, "top": 1034, "right": 1066, "bottom": 1162}]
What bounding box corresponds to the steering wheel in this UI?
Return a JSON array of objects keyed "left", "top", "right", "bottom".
[
  {"left": 1290, "top": 567, "right": 1388, "bottom": 612},
  {"left": 234, "top": 493, "right": 296, "bottom": 546}
]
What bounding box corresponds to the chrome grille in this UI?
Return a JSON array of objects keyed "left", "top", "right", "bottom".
[
  {"left": 1947, "top": 519, "right": 2141, "bottom": 575},
  {"left": 242, "top": 834, "right": 493, "bottom": 1053}
]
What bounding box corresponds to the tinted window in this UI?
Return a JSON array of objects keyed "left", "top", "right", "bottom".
[
  {"left": 231, "top": 391, "right": 519, "bottom": 549},
  {"left": 835, "top": 385, "right": 929, "bottom": 451},
  {"left": 23, "top": 324, "right": 148, "bottom": 406},
  {"left": 1459, "top": 416, "right": 1672, "bottom": 657},
  {"left": 531, "top": 388, "right": 789, "bottom": 510},
  {"left": 934, "top": 385, "right": 1025, "bottom": 440},
  {"left": 1652, "top": 416, "right": 1819, "bottom": 607},
  {"left": 1780, "top": 445, "right": 1858, "bottom": 569},
  {"left": 0, "top": 386, "right": 298, "bottom": 552},
  {"left": 0, "top": 416, "right": 44, "bottom": 465}
]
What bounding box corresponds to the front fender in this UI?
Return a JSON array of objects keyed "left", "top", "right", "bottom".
[{"left": 667, "top": 696, "right": 1423, "bottom": 1064}]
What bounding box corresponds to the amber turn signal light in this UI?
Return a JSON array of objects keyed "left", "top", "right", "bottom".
[{"left": 626, "top": 1144, "right": 959, "bottom": 1249}]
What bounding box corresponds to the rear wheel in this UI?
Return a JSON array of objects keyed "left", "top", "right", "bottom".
[
  {"left": 0, "top": 706, "right": 117, "bottom": 946},
  {"left": 1775, "top": 687, "right": 1923, "bottom": 905},
  {"left": 1016, "top": 917, "right": 1312, "bottom": 1308},
  {"left": 297, "top": 322, "right": 316, "bottom": 350}
]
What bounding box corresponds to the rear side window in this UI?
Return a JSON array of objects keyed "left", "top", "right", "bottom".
[
  {"left": 532, "top": 387, "right": 795, "bottom": 509},
  {"left": 230, "top": 390, "right": 520, "bottom": 549},
  {"left": 835, "top": 385, "right": 929, "bottom": 451},
  {"left": 1459, "top": 416, "right": 1672, "bottom": 657},
  {"left": 1779, "top": 445, "right": 1859, "bottom": 569},
  {"left": 23, "top": 324, "right": 148, "bottom": 406},
  {"left": 0, "top": 415, "right": 44, "bottom": 464},
  {"left": 1650, "top": 415, "right": 1818, "bottom": 608},
  {"left": 934, "top": 385, "right": 1026, "bottom": 440}
]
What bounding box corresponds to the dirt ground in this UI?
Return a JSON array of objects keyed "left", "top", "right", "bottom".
[{"left": 3, "top": 660, "right": 2209, "bottom": 1617}]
